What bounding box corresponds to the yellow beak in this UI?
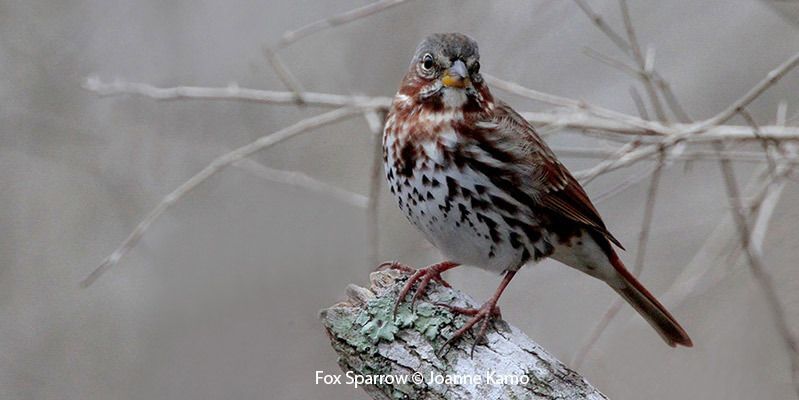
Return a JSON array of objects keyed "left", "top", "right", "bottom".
[
  {"left": 442, "top": 73, "right": 469, "bottom": 88},
  {"left": 441, "top": 59, "right": 469, "bottom": 88}
]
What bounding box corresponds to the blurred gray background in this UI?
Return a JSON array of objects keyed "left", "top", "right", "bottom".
[{"left": 2, "top": 0, "right": 799, "bottom": 399}]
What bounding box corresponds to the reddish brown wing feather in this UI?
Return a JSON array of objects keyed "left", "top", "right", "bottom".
[{"left": 490, "top": 101, "right": 625, "bottom": 250}]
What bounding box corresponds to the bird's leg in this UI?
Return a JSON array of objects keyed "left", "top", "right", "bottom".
[
  {"left": 377, "top": 261, "right": 460, "bottom": 313},
  {"left": 436, "top": 270, "right": 517, "bottom": 358}
]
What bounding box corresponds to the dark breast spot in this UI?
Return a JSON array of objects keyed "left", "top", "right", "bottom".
[
  {"left": 490, "top": 195, "right": 518, "bottom": 214},
  {"left": 445, "top": 176, "right": 459, "bottom": 198},
  {"left": 398, "top": 142, "right": 417, "bottom": 177}
]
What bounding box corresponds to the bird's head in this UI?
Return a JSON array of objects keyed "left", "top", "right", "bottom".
[{"left": 397, "top": 33, "right": 492, "bottom": 111}]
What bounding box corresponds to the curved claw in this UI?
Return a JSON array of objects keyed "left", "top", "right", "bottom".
[
  {"left": 436, "top": 270, "right": 516, "bottom": 359},
  {"left": 376, "top": 260, "right": 414, "bottom": 274},
  {"left": 435, "top": 301, "right": 501, "bottom": 359},
  {"left": 390, "top": 261, "right": 459, "bottom": 315}
]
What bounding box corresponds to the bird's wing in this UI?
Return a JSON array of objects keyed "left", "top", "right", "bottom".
[{"left": 488, "top": 100, "right": 624, "bottom": 249}]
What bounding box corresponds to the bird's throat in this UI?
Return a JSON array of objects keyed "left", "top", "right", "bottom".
[{"left": 441, "top": 87, "right": 469, "bottom": 109}]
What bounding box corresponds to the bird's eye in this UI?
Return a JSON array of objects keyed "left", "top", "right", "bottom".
[
  {"left": 471, "top": 61, "right": 480, "bottom": 74},
  {"left": 421, "top": 54, "right": 434, "bottom": 71}
]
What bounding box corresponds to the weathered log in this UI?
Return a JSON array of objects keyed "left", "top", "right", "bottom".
[{"left": 320, "top": 269, "right": 608, "bottom": 399}]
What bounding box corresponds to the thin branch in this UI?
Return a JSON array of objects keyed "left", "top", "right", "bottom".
[
  {"left": 233, "top": 158, "right": 368, "bottom": 208},
  {"left": 629, "top": 85, "right": 650, "bottom": 120},
  {"left": 749, "top": 171, "right": 786, "bottom": 256},
  {"left": 274, "top": 0, "right": 412, "bottom": 49},
  {"left": 82, "top": 107, "right": 364, "bottom": 287},
  {"left": 777, "top": 101, "right": 788, "bottom": 127},
  {"left": 745, "top": 163, "right": 795, "bottom": 216},
  {"left": 633, "top": 150, "right": 666, "bottom": 274},
  {"left": 583, "top": 47, "right": 641, "bottom": 77},
  {"left": 739, "top": 107, "right": 778, "bottom": 175},
  {"left": 363, "top": 110, "right": 386, "bottom": 268},
  {"left": 591, "top": 163, "right": 658, "bottom": 203},
  {"left": 262, "top": 47, "right": 307, "bottom": 104},
  {"left": 716, "top": 142, "right": 799, "bottom": 398},
  {"left": 571, "top": 0, "right": 631, "bottom": 52},
  {"left": 83, "top": 76, "right": 391, "bottom": 110},
  {"left": 486, "top": 74, "right": 670, "bottom": 133},
  {"left": 522, "top": 111, "right": 799, "bottom": 138},
  {"left": 653, "top": 71, "right": 693, "bottom": 122},
  {"left": 696, "top": 52, "right": 799, "bottom": 129},
  {"left": 618, "top": 0, "right": 668, "bottom": 122},
  {"left": 555, "top": 146, "right": 799, "bottom": 164}
]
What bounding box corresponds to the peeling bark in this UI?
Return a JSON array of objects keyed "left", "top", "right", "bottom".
[{"left": 320, "top": 270, "right": 608, "bottom": 399}]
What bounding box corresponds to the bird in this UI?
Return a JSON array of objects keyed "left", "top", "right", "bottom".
[{"left": 381, "top": 33, "right": 692, "bottom": 355}]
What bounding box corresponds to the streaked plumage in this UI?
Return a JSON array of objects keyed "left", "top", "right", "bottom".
[{"left": 383, "top": 33, "right": 691, "bottom": 352}]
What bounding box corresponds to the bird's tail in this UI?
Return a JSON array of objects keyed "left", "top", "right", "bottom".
[{"left": 609, "top": 253, "right": 693, "bottom": 347}]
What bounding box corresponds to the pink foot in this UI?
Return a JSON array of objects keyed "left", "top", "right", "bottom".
[
  {"left": 378, "top": 261, "right": 459, "bottom": 313},
  {"left": 436, "top": 300, "right": 502, "bottom": 358}
]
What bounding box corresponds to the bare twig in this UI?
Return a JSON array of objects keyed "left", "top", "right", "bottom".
[
  {"left": 629, "top": 86, "right": 650, "bottom": 120},
  {"left": 486, "top": 74, "right": 666, "bottom": 133},
  {"left": 83, "top": 77, "right": 391, "bottom": 110},
  {"left": 716, "top": 141, "right": 799, "bottom": 398},
  {"left": 697, "top": 52, "right": 799, "bottom": 129},
  {"left": 262, "top": 47, "right": 307, "bottom": 104},
  {"left": 633, "top": 150, "right": 666, "bottom": 274},
  {"left": 555, "top": 146, "right": 799, "bottom": 164},
  {"left": 364, "top": 110, "right": 387, "bottom": 268},
  {"left": 618, "top": 0, "right": 668, "bottom": 122},
  {"left": 742, "top": 108, "right": 782, "bottom": 181},
  {"left": 583, "top": 47, "right": 641, "bottom": 78},
  {"left": 749, "top": 172, "right": 786, "bottom": 256},
  {"left": 274, "top": 0, "right": 412, "bottom": 50},
  {"left": 233, "top": 158, "right": 368, "bottom": 208},
  {"left": 591, "top": 163, "right": 658, "bottom": 203},
  {"left": 653, "top": 72, "right": 692, "bottom": 122},
  {"left": 82, "top": 107, "right": 364, "bottom": 287},
  {"left": 522, "top": 111, "right": 799, "bottom": 139},
  {"left": 571, "top": 0, "right": 630, "bottom": 51}
]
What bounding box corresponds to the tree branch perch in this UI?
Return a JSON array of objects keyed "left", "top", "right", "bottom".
[{"left": 320, "top": 270, "right": 608, "bottom": 399}]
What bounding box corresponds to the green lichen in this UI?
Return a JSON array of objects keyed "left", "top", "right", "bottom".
[
  {"left": 361, "top": 318, "right": 398, "bottom": 342},
  {"left": 326, "top": 279, "right": 465, "bottom": 359},
  {"left": 326, "top": 308, "right": 374, "bottom": 353},
  {"left": 351, "top": 280, "right": 461, "bottom": 347},
  {"left": 412, "top": 301, "right": 455, "bottom": 340},
  {"left": 357, "top": 295, "right": 410, "bottom": 343}
]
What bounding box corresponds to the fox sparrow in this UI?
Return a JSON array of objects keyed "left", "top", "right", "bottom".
[{"left": 382, "top": 33, "right": 692, "bottom": 355}]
